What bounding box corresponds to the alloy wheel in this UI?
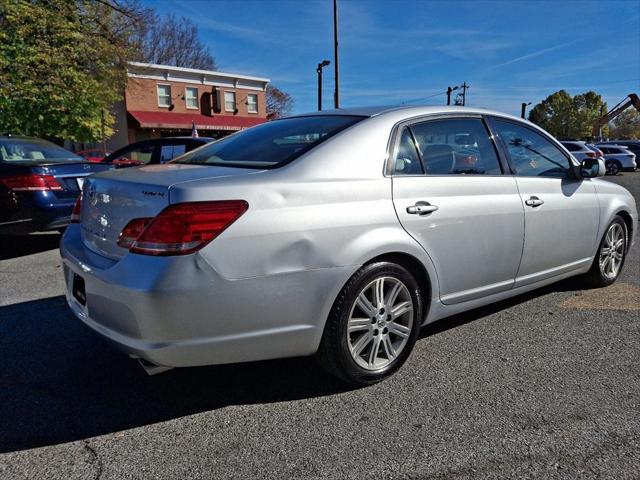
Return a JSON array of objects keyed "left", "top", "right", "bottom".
[
  {"left": 346, "top": 276, "right": 414, "bottom": 371},
  {"left": 606, "top": 161, "right": 620, "bottom": 175},
  {"left": 599, "top": 223, "right": 625, "bottom": 279}
]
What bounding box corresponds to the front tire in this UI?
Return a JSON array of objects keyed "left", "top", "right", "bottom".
[
  {"left": 316, "top": 262, "right": 423, "bottom": 386},
  {"left": 584, "top": 216, "right": 628, "bottom": 287}
]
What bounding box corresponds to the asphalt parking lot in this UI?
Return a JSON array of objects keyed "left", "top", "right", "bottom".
[{"left": 1, "top": 173, "right": 638, "bottom": 479}]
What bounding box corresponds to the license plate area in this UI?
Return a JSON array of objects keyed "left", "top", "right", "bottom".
[{"left": 72, "top": 273, "right": 86, "bottom": 306}]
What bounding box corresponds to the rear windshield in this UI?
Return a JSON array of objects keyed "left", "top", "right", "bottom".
[
  {"left": 562, "top": 142, "right": 582, "bottom": 152},
  {"left": 173, "top": 115, "right": 365, "bottom": 168},
  {"left": 0, "top": 138, "right": 83, "bottom": 163}
]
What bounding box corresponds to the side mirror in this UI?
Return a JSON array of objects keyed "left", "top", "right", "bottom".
[{"left": 580, "top": 158, "right": 605, "bottom": 178}]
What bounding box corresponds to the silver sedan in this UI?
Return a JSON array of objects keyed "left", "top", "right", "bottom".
[{"left": 60, "top": 106, "right": 637, "bottom": 385}]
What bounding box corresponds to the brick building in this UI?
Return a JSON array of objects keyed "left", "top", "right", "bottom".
[{"left": 107, "top": 62, "right": 270, "bottom": 149}]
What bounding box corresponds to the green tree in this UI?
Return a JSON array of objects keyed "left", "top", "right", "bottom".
[
  {"left": 528, "top": 90, "right": 607, "bottom": 139},
  {"left": 0, "top": 0, "right": 143, "bottom": 142},
  {"left": 608, "top": 108, "right": 640, "bottom": 139}
]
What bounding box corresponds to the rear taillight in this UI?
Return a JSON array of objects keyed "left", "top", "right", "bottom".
[
  {"left": 117, "top": 217, "right": 152, "bottom": 249},
  {"left": 118, "top": 200, "right": 248, "bottom": 256},
  {"left": 70, "top": 194, "right": 83, "bottom": 223},
  {"left": 586, "top": 151, "right": 597, "bottom": 159},
  {"left": 0, "top": 174, "right": 63, "bottom": 191}
]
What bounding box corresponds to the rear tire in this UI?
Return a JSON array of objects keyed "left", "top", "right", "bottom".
[
  {"left": 316, "top": 262, "right": 423, "bottom": 386},
  {"left": 605, "top": 160, "right": 621, "bottom": 176},
  {"left": 583, "top": 216, "right": 627, "bottom": 287}
]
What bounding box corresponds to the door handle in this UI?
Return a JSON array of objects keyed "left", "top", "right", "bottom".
[
  {"left": 525, "top": 196, "right": 544, "bottom": 207},
  {"left": 406, "top": 202, "right": 439, "bottom": 215}
]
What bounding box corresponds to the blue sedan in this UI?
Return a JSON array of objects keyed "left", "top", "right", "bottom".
[{"left": 0, "top": 136, "right": 112, "bottom": 234}]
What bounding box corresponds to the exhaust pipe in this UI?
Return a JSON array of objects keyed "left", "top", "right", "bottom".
[{"left": 137, "top": 357, "right": 174, "bottom": 375}]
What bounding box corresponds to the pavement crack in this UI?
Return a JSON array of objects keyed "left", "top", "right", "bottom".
[{"left": 83, "top": 440, "right": 104, "bottom": 480}]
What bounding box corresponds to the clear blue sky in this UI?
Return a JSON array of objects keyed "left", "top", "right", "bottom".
[{"left": 146, "top": 0, "right": 640, "bottom": 116}]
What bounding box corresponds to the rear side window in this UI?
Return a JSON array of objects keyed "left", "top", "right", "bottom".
[
  {"left": 396, "top": 118, "right": 502, "bottom": 175},
  {"left": 394, "top": 128, "right": 423, "bottom": 175},
  {"left": 492, "top": 119, "right": 570, "bottom": 178},
  {"left": 174, "top": 115, "right": 364, "bottom": 168}
]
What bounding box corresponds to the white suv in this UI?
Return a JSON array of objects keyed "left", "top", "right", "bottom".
[
  {"left": 561, "top": 141, "right": 599, "bottom": 162},
  {"left": 596, "top": 144, "right": 637, "bottom": 174}
]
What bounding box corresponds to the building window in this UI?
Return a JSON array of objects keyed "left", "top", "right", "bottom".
[
  {"left": 185, "top": 87, "right": 198, "bottom": 109},
  {"left": 224, "top": 91, "right": 236, "bottom": 112},
  {"left": 157, "top": 84, "right": 171, "bottom": 107},
  {"left": 247, "top": 93, "right": 258, "bottom": 113}
]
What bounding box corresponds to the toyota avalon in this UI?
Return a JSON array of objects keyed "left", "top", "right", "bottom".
[{"left": 60, "top": 106, "right": 637, "bottom": 385}]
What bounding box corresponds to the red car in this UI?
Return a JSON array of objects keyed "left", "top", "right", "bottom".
[{"left": 76, "top": 149, "right": 111, "bottom": 163}]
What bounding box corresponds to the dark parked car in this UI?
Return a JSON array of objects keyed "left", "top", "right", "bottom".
[
  {"left": 102, "top": 137, "right": 213, "bottom": 168},
  {"left": 0, "top": 137, "right": 112, "bottom": 234}
]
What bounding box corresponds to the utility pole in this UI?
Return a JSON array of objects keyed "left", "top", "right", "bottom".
[
  {"left": 521, "top": 102, "right": 531, "bottom": 119},
  {"left": 100, "top": 109, "right": 106, "bottom": 154},
  {"left": 333, "top": 0, "right": 340, "bottom": 109},
  {"left": 317, "top": 60, "right": 330, "bottom": 111},
  {"left": 446, "top": 85, "right": 459, "bottom": 106},
  {"left": 460, "top": 81, "right": 469, "bottom": 106}
]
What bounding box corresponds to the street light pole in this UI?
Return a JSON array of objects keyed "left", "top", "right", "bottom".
[
  {"left": 317, "top": 60, "right": 330, "bottom": 111},
  {"left": 521, "top": 102, "right": 531, "bottom": 119},
  {"left": 446, "top": 86, "right": 459, "bottom": 106},
  {"left": 333, "top": 0, "right": 340, "bottom": 109}
]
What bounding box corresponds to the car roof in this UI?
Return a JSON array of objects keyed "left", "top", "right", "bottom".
[
  {"left": 288, "top": 105, "right": 528, "bottom": 122},
  {"left": 597, "top": 144, "right": 629, "bottom": 149}
]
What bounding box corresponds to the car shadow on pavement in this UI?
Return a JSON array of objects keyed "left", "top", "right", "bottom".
[
  {"left": 0, "top": 233, "right": 61, "bottom": 260},
  {"left": 419, "top": 277, "right": 588, "bottom": 339},
  {"left": 0, "top": 277, "right": 589, "bottom": 453},
  {"left": 0, "top": 295, "right": 350, "bottom": 453}
]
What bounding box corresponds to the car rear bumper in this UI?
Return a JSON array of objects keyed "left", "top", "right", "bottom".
[
  {"left": 0, "top": 203, "right": 74, "bottom": 234},
  {"left": 60, "top": 225, "right": 354, "bottom": 368}
]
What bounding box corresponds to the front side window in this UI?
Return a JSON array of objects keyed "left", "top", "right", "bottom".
[
  {"left": 185, "top": 87, "right": 198, "bottom": 109},
  {"left": 492, "top": 119, "right": 570, "bottom": 178},
  {"left": 157, "top": 84, "right": 171, "bottom": 107},
  {"left": 173, "top": 115, "right": 364, "bottom": 168},
  {"left": 402, "top": 117, "right": 502, "bottom": 175},
  {"left": 247, "top": 93, "right": 258, "bottom": 113},
  {"left": 224, "top": 91, "right": 236, "bottom": 112}
]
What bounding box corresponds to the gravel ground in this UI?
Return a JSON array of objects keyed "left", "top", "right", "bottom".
[{"left": 0, "top": 173, "right": 638, "bottom": 479}]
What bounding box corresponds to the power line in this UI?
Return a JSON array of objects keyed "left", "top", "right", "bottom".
[{"left": 401, "top": 90, "right": 447, "bottom": 104}]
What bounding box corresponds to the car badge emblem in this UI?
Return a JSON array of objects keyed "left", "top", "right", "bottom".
[{"left": 83, "top": 164, "right": 91, "bottom": 170}]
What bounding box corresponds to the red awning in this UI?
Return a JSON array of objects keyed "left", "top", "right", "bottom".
[{"left": 127, "top": 110, "right": 267, "bottom": 131}]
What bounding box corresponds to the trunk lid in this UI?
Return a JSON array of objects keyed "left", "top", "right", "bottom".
[
  {"left": 80, "top": 163, "right": 262, "bottom": 259},
  {"left": 31, "top": 161, "right": 113, "bottom": 200}
]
